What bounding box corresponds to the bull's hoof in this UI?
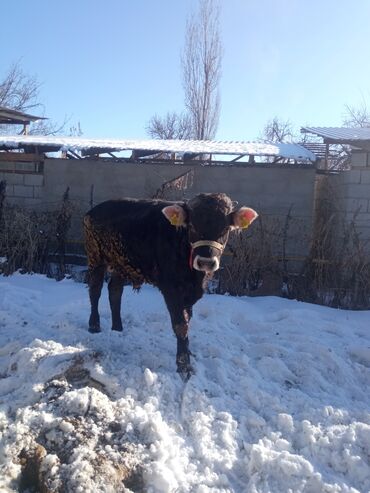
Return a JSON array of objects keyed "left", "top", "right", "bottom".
[
  {"left": 176, "top": 353, "right": 194, "bottom": 381},
  {"left": 88, "top": 326, "right": 101, "bottom": 334},
  {"left": 177, "top": 364, "right": 195, "bottom": 381},
  {"left": 111, "top": 326, "right": 123, "bottom": 332},
  {"left": 88, "top": 319, "right": 101, "bottom": 333},
  {"left": 89, "top": 315, "right": 101, "bottom": 333}
]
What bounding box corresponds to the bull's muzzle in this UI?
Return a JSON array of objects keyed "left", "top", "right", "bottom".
[
  {"left": 193, "top": 255, "right": 220, "bottom": 272},
  {"left": 190, "top": 240, "right": 224, "bottom": 273}
]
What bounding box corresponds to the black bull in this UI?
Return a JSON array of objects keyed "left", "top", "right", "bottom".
[{"left": 84, "top": 193, "right": 258, "bottom": 379}]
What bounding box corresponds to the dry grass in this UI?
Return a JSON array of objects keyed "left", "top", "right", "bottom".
[
  {"left": 0, "top": 205, "right": 57, "bottom": 275},
  {"left": 216, "top": 215, "right": 284, "bottom": 297},
  {"left": 296, "top": 178, "right": 370, "bottom": 308},
  {"left": 216, "top": 179, "right": 370, "bottom": 309},
  {"left": 0, "top": 184, "right": 73, "bottom": 277}
]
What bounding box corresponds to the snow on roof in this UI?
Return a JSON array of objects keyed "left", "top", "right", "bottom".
[
  {"left": 302, "top": 126, "right": 370, "bottom": 142},
  {"left": 0, "top": 135, "right": 317, "bottom": 161}
]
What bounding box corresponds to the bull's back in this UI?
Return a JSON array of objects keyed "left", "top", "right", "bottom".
[{"left": 83, "top": 199, "right": 182, "bottom": 282}]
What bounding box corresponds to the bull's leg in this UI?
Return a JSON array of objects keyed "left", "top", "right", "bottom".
[
  {"left": 88, "top": 265, "right": 105, "bottom": 333},
  {"left": 176, "top": 322, "right": 192, "bottom": 378},
  {"left": 108, "top": 272, "right": 124, "bottom": 331},
  {"left": 162, "top": 290, "right": 194, "bottom": 379}
]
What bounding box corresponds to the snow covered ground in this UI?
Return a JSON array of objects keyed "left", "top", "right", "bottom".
[{"left": 0, "top": 273, "right": 369, "bottom": 493}]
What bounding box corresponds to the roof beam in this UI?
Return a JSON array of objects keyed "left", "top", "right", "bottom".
[
  {"left": 66, "top": 150, "right": 82, "bottom": 159},
  {"left": 131, "top": 149, "right": 164, "bottom": 159},
  {"left": 230, "top": 154, "right": 246, "bottom": 162}
]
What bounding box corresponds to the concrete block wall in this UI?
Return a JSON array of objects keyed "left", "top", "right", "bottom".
[
  {"left": 42, "top": 158, "right": 316, "bottom": 216},
  {"left": 331, "top": 167, "right": 370, "bottom": 242},
  {"left": 0, "top": 156, "right": 319, "bottom": 270},
  {"left": 351, "top": 150, "right": 370, "bottom": 169},
  {"left": 41, "top": 158, "right": 317, "bottom": 264},
  {"left": 0, "top": 158, "right": 44, "bottom": 208},
  {"left": 0, "top": 170, "right": 44, "bottom": 207}
]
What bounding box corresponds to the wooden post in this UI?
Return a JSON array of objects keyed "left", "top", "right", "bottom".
[{"left": 325, "top": 143, "right": 329, "bottom": 170}]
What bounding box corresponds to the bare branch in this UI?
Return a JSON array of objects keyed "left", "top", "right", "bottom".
[
  {"left": 182, "top": 0, "right": 222, "bottom": 140},
  {"left": 146, "top": 111, "right": 192, "bottom": 139},
  {"left": 153, "top": 169, "right": 194, "bottom": 199},
  {"left": 0, "top": 61, "right": 41, "bottom": 112},
  {"left": 0, "top": 61, "right": 82, "bottom": 137},
  {"left": 261, "top": 117, "right": 294, "bottom": 143},
  {"left": 343, "top": 100, "right": 370, "bottom": 128},
  {"left": 29, "top": 118, "right": 83, "bottom": 137},
  {"left": 146, "top": 0, "right": 223, "bottom": 141}
]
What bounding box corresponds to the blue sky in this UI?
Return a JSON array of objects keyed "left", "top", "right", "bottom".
[{"left": 1, "top": 0, "right": 370, "bottom": 141}]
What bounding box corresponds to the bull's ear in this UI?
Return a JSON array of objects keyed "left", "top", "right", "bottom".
[
  {"left": 162, "top": 204, "right": 187, "bottom": 227},
  {"left": 229, "top": 207, "right": 258, "bottom": 229}
]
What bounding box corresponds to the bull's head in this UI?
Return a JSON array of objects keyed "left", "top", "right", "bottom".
[{"left": 162, "top": 193, "right": 258, "bottom": 273}]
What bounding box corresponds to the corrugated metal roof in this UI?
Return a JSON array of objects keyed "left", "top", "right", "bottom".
[
  {"left": 0, "top": 135, "right": 316, "bottom": 161},
  {"left": 299, "top": 142, "right": 327, "bottom": 159},
  {"left": 0, "top": 106, "right": 46, "bottom": 124},
  {"left": 302, "top": 126, "right": 370, "bottom": 142}
]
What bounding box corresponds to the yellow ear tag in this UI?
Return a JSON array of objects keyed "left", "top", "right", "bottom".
[
  {"left": 239, "top": 216, "right": 251, "bottom": 228},
  {"left": 169, "top": 211, "right": 182, "bottom": 226}
]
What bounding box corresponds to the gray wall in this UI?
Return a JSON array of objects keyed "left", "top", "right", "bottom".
[
  {"left": 328, "top": 166, "right": 370, "bottom": 245},
  {"left": 0, "top": 159, "right": 43, "bottom": 207},
  {"left": 42, "top": 158, "right": 315, "bottom": 213},
  {"left": 1, "top": 157, "right": 317, "bottom": 267},
  {"left": 43, "top": 159, "right": 316, "bottom": 258}
]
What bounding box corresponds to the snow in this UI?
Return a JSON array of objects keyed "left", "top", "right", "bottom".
[
  {"left": 0, "top": 135, "right": 316, "bottom": 161},
  {"left": 0, "top": 273, "right": 369, "bottom": 492}
]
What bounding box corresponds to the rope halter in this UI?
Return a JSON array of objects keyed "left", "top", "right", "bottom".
[{"left": 189, "top": 240, "right": 225, "bottom": 269}]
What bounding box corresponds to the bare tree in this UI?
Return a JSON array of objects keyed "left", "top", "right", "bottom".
[
  {"left": 261, "top": 117, "right": 294, "bottom": 142},
  {"left": 146, "top": 0, "right": 222, "bottom": 141},
  {"left": 343, "top": 99, "right": 370, "bottom": 127},
  {"left": 0, "top": 61, "right": 82, "bottom": 136},
  {"left": 182, "top": 0, "right": 222, "bottom": 140},
  {"left": 0, "top": 61, "right": 41, "bottom": 112},
  {"left": 28, "top": 118, "right": 83, "bottom": 137},
  {"left": 27, "top": 116, "right": 67, "bottom": 137},
  {"left": 146, "top": 111, "right": 192, "bottom": 140}
]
